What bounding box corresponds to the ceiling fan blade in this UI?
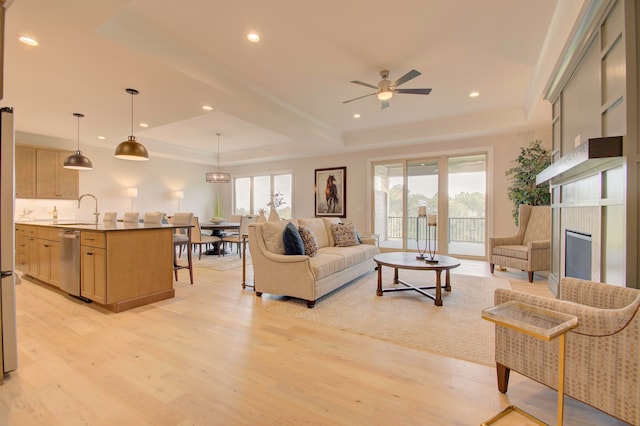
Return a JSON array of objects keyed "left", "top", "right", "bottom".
[
  {"left": 393, "top": 69, "right": 421, "bottom": 87},
  {"left": 381, "top": 100, "right": 390, "bottom": 109},
  {"left": 342, "top": 92, "right": 377, "bottom": 104},
  {"left": 350, "top": 80, "right": 378, "bottom": 89},
  {"left": 395, "top": 88, "right": 432, "bottom": 95}
]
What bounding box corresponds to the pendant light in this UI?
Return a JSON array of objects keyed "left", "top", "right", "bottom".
[
  {"left": 205, "top": 133, "right": 231, "bottom": 183},
  {"left": 63, "top": 113, "right": 93, "bottom": 170},
  {"left": 115, "top": 88, "right": 149, "bottom": 161}
]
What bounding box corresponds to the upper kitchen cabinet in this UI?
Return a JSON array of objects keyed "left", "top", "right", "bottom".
[
  {"left": 36, "top": 149, "right": 79, "bottom": 199},
  {"left": 15, "top": 146, "right": 37, "bottom": 198},
  {"left": 15, "top": 147, "right": 79, "bottom": 200}
]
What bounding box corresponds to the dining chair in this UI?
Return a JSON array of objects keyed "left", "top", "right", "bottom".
[
  {"left": 123, "top": 212, "right": 140, "bottom": 223},
  {"left": 171, "top": 212, "right": 194, "bottom": 284},
  {"left": 222, "top": 215, "right": 257, "bottom": 255},
  {"left": 103, "top": 212, "right": 117, "bottom": 222},
  {"left": 143, "top": 212, "right": 163, "bottom": 224},
  {"left": 191, "top": 216, "right": 222, "bottom": 260}
]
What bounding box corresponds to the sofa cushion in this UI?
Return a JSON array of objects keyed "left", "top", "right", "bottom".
[
  {"left": 323, "top": 217, "right": 343, "bottom": 246},
  {"left": 283, "top": 222, "right": 304, "bottom": 255},
  {"left": 298, "top": 225, "right": 318, "bottom": 257},
  {"left": 298, "top": 218, "right": 330, "bottom": 248},
  {"left": 493, "top": 245, "right": 529, "bottom": 260},
  {"left": 308, "top": 253, "right": 345, "bottom": 280},
  {"left": 262, "top": 220, "right": 291, "bottom": 254},
  {"left": 331, "top": 223, "right": 360, "bottom": 247}
]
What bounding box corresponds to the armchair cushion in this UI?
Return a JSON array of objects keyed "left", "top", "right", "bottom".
[{"left": 492, "top": 245, "right": 529, "bottom": 260}]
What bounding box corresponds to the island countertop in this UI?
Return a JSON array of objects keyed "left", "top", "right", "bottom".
[
  {"left": 15, "top": 220, "right": 187, "bottom": 232},
  {"left": 16, "top": 220, "right": 181, "bottom": 312}
]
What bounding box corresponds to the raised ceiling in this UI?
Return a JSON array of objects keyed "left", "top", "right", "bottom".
[{"left": 1, "top": 0, "right": 583, "bottom": 166}]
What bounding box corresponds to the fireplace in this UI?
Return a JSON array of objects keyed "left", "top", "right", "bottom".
[{"left": 565, "top": 230, "right": 592, "bottom": 280}]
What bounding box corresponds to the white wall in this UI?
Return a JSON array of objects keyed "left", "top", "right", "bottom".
[
  {"left": 15, "top": 127, "right": 551, "bottom": 241},
  {"left": 227, "top": 128, "right": 551, "bottom": 239}
]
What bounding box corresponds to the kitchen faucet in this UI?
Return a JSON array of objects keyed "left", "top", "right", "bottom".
[{"left": 78, "top": 193, "right": 100, "bottom": 225}]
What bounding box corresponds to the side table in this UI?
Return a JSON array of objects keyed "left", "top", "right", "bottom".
[{"left": 481, "top": 300, "right": 578, "bottom": 426}]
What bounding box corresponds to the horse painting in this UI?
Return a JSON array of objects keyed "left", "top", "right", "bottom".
[{"left": 325, "top": 175, "right": 339, "bottom": 213}]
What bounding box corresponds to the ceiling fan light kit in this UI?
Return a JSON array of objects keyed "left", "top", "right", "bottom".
[
  {"left": 343, "top": 69, "right": 431, "bottom": 109},
  {"left": 115, "top": 88, "right": 149, "bottom": 161}
]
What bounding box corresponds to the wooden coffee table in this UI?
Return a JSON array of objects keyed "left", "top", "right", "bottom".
[{"left": 374, "top": 252, "right": 461, "bottom": 306}]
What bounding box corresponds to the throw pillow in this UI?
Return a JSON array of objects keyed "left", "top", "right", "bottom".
[
  {"left": 331, "top": 223, "right": 360, "bottom": 247},
  {"left": 283, "top": 222, "right": 304, "bottom": 255},
  {"left": 298, "top": 225, "right": 318, "bottom": 257}
]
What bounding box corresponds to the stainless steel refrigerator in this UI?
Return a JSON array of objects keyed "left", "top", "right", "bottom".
[{"left": 0, "top": 106, "right": 18, "bottom": 373}]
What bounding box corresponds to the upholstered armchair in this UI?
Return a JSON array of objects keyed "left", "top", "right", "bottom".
[
  {"left": 493, "top": 278, "right": 640, "bottom": 425},
  {"left": 489, "top": 204, "right": 550, "bottom": 282}
]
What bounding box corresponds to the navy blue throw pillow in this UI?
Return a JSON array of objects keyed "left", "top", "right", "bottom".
[{"left": 283, "top": 222, "right": 305, "bottom": 255}]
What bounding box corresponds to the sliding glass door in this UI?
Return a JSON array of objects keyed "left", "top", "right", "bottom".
[
  {"left": 372, "top": 153, "right": 487, "bottom": 258},
  {"left": 447, "top": 155, "right": 486, "bottom": 256}
]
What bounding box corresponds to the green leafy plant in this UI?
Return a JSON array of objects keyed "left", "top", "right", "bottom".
[{"left": 505, "top": 140, "right": 551, "bottom": 225}]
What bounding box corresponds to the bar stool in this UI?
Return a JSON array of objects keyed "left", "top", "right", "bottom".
[{"left": 171, "top": 212, "right": 193, "bottom": 284}]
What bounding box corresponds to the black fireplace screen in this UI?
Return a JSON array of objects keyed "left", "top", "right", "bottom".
[{"left": 565, "top": 230, "right": 592, "bottom": 280}]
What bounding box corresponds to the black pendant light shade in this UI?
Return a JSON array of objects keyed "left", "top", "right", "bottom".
[
  {"left": 206, "top": 133, "right": 231, "bottom": 183},
  {"left": 64, "top": 113, "right": 93, "bottom": 170},
  {"left": 115, "top": 88, "right": 149, "bottom": 161}
]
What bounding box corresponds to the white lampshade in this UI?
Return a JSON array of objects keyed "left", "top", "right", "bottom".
[
  {"left": 127, "top": 187, "right": 138, "bottom": 198},
  {"left": 174, "top": 191, "right": 184, "bottom": 199}
]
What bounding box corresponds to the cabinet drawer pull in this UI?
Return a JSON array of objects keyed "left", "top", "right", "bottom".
[{"left": 86, "top": 238, "right": 95, "bottom": 241}]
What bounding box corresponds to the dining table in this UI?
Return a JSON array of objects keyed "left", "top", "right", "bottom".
[
  {"left": 199, "top": 221, "right": 240, "bottom": 255},
  {"left": 199, "top": 221, "right": 253, "bottom": 289}
]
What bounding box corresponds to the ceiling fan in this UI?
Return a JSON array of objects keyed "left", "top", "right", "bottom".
[{"left": 342, "top": 69, "right": 432, "bottom": 109}]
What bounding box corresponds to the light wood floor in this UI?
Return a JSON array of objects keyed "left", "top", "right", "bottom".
[{"left": 0, "top": 259, "right": 628, "bottom": 425}]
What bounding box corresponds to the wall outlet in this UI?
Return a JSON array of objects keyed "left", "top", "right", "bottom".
[{"left": 574, "top": 135, "right": 581, "bottom": 147}]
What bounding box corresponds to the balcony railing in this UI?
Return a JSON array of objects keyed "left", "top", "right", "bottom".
[{"left": 386, "top": 216, "right": 485, "bottom": 243}]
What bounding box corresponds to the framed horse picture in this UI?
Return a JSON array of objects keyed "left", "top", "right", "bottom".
[{"left": 315, "top": 166, "right": 346, "bottom": 217}]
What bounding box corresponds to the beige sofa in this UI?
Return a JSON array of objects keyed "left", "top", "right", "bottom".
[{"left": 248, "top": 218, "right": 379, "bottom": 308}]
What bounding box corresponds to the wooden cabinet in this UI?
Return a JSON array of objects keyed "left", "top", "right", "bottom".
[
  {"left": 15, "top": 146, "right": 79, "bottom": 199},
  {"left": 36, "top": 149, "right": 79, "bottom": 199},
  {"left": 15, "top": 146, "right": 37, "bottom": 198},
  {"left": 15, "top": 225, "right": 37, "bottom": 274},
  {"left": 81, "top": 231, "right": 106, "bottom": 304},
  {"left": 36, "top": 228, "right": 61, "bottom": 287}
]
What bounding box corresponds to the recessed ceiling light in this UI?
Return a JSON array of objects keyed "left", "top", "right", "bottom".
[
  {"left": 139, "top": 122, "right": 149, "bottom": 128},
  {"left": 247, "top": 32, "right": 260, "bottom": 42},
  {"left": 202, "top": 105, "right": 214, "bottom": 111},
  {"left": 469, "top": 91, "right": 480, "bottom": 98},
  {"left": 18, "top": 36, "right": 38, "bottom": 46},
  {"left": 353, "top": 114, "right": 361, "bottom": 119},
  {"left": 97, "top": 136, "right": 106, "bottom": 140}
]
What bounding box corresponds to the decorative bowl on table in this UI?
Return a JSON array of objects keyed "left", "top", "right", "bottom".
[{"left": 210, "top": 218, "right": 225, "bottom": 224}]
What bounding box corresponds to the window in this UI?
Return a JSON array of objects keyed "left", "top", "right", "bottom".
[{"left": 233, "top": 172, "right": 293, "bottom": 219}]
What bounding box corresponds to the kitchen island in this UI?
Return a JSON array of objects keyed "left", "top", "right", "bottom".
[{"left": 15, "top": 221, "right": 181, "bottom": 312}]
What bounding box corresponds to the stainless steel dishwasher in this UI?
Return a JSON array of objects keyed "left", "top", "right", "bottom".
[{"left": 59, "top": 230, "right": 83, "bottom": 298}]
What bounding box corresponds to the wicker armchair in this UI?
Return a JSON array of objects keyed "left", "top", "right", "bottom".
[
  {"left": 489, "top": 204, "right": 550, "bottom": 282},
  {"left": 493, "top": 278, "right": 640, "bottom": 425}
]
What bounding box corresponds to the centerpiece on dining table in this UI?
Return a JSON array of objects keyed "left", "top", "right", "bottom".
[{"left": 210, "top": 198, "right": 225, "bottom": 224}]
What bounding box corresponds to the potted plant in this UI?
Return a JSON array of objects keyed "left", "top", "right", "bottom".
[{"left": 505, "top": 140, "right": 551, "bottom": 225}]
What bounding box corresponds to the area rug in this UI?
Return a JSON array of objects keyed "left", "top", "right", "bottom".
[
  {"left": 192, "top": 253, "right": 247, "bottom": 271},
  {"left": 262, "top": 269, "right": 510, "bottom": 366}
]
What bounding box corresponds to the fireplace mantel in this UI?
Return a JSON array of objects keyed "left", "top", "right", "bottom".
[{"left": 536, "top": 136, "right": 623, "bottom": 186}]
